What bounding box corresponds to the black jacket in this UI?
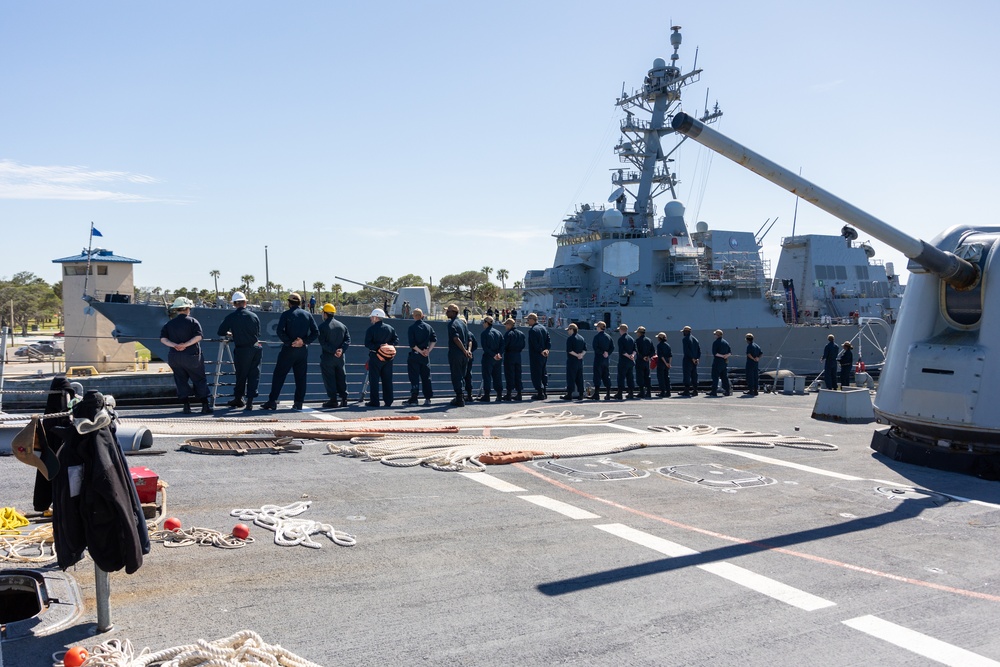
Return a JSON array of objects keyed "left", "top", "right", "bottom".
[{"left": 52, "top": 391, "right": 148, "bottom": 574}]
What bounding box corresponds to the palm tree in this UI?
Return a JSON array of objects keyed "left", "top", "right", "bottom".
[
  {"left": 313, "top": 281, "right": 325, "bottom": 303},
  {"left": 481, "top": 266, "right": 493, "bottom": 283},
  {"left": 513, "top": 280, "right": 523, "bottom": 290},
  {"left": 331, "top": 283, "right": 342, "bottom": 309},
  {"left": 240, "top": 274, "right": 255, "bottom": 293},
  {"left": 496, "top": 268, "right": 509, "bottom": 291},
  {"left": 209, "top": 269, "right": 221, "bottom": 300}
]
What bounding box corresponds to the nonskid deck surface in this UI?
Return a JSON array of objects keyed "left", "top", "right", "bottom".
[{"left": 2, "top": 394, "right": 999, "bottom": 666}]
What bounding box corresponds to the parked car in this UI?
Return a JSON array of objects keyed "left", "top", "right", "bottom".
[{"left": 14, "top": 342, "right": 64, "bottom": 356}]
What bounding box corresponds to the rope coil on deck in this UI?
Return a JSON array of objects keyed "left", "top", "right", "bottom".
[
  {"left": 230, "top": 502, "right": 356, "bottom": 549},
  {"left": 73, "top": 630, "right": 323, "bottom": 667},
  {"left": 326, "top": 424, "right": 837, "bottom": 473}
]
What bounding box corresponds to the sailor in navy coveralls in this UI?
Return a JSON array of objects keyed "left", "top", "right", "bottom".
[
  {"left": 160, "top": 297, "right": 212, "bottom": 413},
  {"left": 262, "top": 292, "right": 318, "bottom": 411}
]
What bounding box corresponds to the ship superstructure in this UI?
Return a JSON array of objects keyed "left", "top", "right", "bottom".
[{"left": 521, "top": 26, "right": 901, "bottom": 336}]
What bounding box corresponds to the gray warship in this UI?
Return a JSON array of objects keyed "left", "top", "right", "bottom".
[{"left": 520, "top": 26, "right": 902, "bottom": 372}]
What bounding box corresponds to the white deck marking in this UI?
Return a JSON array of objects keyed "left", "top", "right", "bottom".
[
  {"left": 595, "top": 523, "right": 835, "bottom": 611},
  {"left": 459, "top": 473, "right": 526, "bottom": 493},
  {"left": 843, "top": 615, "right": 1000, "bottom": 666},
  {"left": 700, "top": 445, "right": 864, "bottom": 481},
  {"left": 697, "top": 562, "right": 835, "bottom": 611},
  {"left": 519, "top": 495, "right": 601, "bottom": 519}
]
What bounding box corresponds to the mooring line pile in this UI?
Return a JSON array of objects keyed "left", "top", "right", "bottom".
[
  {"left": 0, "top": 507, "right": 55, "bottom": 564},
  {"left": 271, "top": 408, "right": 640, "bottom": 435},
  {"left": 141, "top": 409, "right": 638, "bottom": 440},
  {"left": 230, "top": 501, "right": 356, "bottom": 549},
  {"left": 149, "top": 526, "right": 254, "bottom": 549},
  {"left": 327, "top": 424, "right": 837, "bottom": 473},
  {"left": 73, "top": 630, "right": 322, "bottom": 667}
]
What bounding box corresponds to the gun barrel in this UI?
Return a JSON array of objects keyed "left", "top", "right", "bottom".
[
  {"left": 671, "top": 113, "right": 979, "bottom": 290},
  {"left": 334, "top": 276, "right": 399, "bottom": 296}
]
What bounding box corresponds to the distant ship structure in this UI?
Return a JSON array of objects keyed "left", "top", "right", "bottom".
[{"left": 521, "top": 26, "right": 902, "bottom": 348}]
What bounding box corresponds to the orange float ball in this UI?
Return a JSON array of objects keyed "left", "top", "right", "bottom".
[
  {"left": 64, "top": 646, "right": 89, "bottom": 667},
  {"left": 163, "top": 517, "right": 182, "bottom": 532},
  {"left": 232, "top": 523, "right": 250, "bottom": 540}
]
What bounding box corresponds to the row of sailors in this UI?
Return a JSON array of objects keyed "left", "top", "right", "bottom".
[{"left": 161, "top": 293, "right": 765, "bottom": 413}]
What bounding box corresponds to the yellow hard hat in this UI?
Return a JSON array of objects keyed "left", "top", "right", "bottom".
[{"left": 322, "top": 303, "right": 336, "bottom": 314}]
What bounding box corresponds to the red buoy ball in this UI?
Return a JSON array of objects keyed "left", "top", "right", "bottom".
[
  {"left": 163, "top": 517, "right": 182, "bottom": 532},
  {"left": 64, "top": 646, "right": 89, "bottom": 667},
  {"left": 232, "top": 523, "right": 250, "bottom": 540}
]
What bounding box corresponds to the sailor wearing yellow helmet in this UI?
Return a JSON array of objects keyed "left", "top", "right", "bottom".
[{"left": 318, "top": 303, "right": 351, "bottom": 408}]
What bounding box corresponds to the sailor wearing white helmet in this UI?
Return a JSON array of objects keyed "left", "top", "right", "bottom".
[
  {"left": 261, "top": 292, "right": 318, "bottom": 411},
  {"left": 364, "top": 308, "right": 399, "bottom": 407},
  {"left": 217, "top": 291, "right": 261, "bottom": 410},
  {"left": 159, "top": 296, "right": 211, "bottom": 414}
]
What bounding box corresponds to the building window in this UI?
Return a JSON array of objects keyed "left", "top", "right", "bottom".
[{"left": 97, "top": 265, "right": 108, "bottom": 275}]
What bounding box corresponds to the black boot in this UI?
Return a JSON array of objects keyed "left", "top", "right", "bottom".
[
  {"left": 604, "top": 390, "right": 613, "bottom": 401},
  {"left": 340, "top": 396, "right": 349, "bottom": 408},
  {"left": 182, "top": 399, "right": 192, "bottom": 414},
  {"left": 589, "top": 391, "right": 600, "bottom": 400},
  {"left": 478, "top": 394, "right": 491, "bottom": 402},
  {"left": 615, "top": 391, "right": 623, "bottom": 400},
  {"left": 404, "top": 392, "right": 419, "bottom": 406},
  {"left": 201, "top": 398, "right": 213, "bottom": 414},
  {"left": 450, "top": 394, "right": 466, "bottom": 407}
]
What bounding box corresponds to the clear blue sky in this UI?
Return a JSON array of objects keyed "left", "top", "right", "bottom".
[{"left": 3, "top": 1, "right": 998, "bottom": 295}]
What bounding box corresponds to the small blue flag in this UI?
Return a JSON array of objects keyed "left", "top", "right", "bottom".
[{"left": 92, "top": 227, "right": 103, "bottom": 237}]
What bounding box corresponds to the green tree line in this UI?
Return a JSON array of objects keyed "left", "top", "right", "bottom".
[{"left": 0, "top": 272, "right": 61, "bottom": 334}]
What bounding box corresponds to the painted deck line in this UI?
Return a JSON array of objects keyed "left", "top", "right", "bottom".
[
  {"left": 843, "top": 615, "right": 1000, "bottom": 666},
  {"left": 596, "top": 523, "right": 835, "bottom": 611},
  {"left": 519, "top": 495, "right": 601, "bottom": 520},
  {"left": 458, "top": 472, "right": 526, "bottom": 493},
  {"left": 700, "top": 445, "right": 864, "bottom": 481},
  {"left": 698, "top": 561, "right": 836, "bottom": 611},
  {"left": 514, "top": 463, "right": 1000, "bottom": 603}
]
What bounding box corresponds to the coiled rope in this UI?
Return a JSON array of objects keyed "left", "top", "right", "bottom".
[
  {"left": 230, "top": 502, "right": 356, "bottom": 549},
  {"left": 149, "top": 526, "right": 254, "bottom": 549},
  {"left": 114, "top": 409, "right": 640, "bottom": 437},
  {"left": 0, "top": 507, "right": 55, "bottom": 564},
  {"left": 326, "top": 424, "right": 838, "bottom": 473},
  {"left": 73, "top": 630, "right": 322, "bottom": 667}
]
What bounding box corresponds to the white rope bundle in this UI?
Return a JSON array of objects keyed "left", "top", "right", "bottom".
[
  {"left": 327, "top": 424, "right": 837, "bottom": 473},
  {"left": 77, "top": 630, "right": 322, "bottom": 666},
  {"left": 0, "top": 523, "right": 56, "bottom": 563},
  {"left": 149, "top": 526, "right": 254, "bottom": 550},
  {"left": 230, "top": 502, "right": 356, "bottom": 549},
  {"left": 118, "top": 409, "right": 640, "bottom": 437}
]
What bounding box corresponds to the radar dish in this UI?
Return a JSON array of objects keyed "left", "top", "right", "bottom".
[
  {"left": 603, "top": 241, "right": 640, "bottom": 278},
  {"left": 862, "top": 243, "right": 876, "bottom": 258},
  {"left": 695, "top": 221, "right": 709, "bottom": 233},
  {"left": 841, "top": 225, "right": 859, "bottom": 241},
  {"left": 608, "top": 186, "right": 625, "bottom": 203}
]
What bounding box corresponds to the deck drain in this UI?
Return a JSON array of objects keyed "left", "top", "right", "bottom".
[
  {"left": 659, "top": 463, "right": 775, "bottom": 489},
  {"left": 0, "top": 569, "right": 83, "bottom": 640},
  {"left": 535, "top": 459, "right": 647, "bottom": 481},
  {"left": 181, "top": 436, "right": 303, "bottom": 455}
]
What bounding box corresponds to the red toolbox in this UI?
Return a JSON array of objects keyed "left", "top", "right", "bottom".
[{"left": 129, "top": 466, "right": 159, "bottom": 504}]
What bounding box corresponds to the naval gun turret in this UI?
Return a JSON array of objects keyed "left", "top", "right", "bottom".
[{"left": 671, "top": 112, "right": 1000, "bottom": 478}]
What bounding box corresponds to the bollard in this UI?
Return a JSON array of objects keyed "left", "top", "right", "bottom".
[{"left": 94, "top": 565, "right": 113, "bottom": 633}]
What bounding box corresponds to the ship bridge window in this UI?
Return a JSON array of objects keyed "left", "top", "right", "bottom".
[
  {"left": 815, "top": 266, "right": 828, "bottom": 280},
  {"left": 835, "top": 265, "right": 847, "bottom": 280},
  {"left": 855, "top": 265, "right": 870, "bottom": 280}
]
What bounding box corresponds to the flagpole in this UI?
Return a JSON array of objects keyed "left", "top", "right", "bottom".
[{"left": 83, "top": 222, "right": 95, "bottom": 298}]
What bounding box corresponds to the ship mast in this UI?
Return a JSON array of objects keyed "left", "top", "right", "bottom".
[{"left": 613, "top": 26, "right": 722, "bottom": 230}]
